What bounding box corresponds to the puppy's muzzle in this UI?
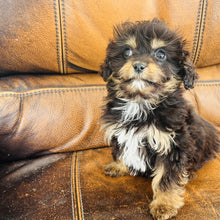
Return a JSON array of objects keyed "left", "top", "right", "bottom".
[{"left": 133, "top": 62, "right": 146, "bottom": 74}]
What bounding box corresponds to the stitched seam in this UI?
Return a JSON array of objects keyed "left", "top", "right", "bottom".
[
  {"left": 58, "top": 0, "right": 67, "bottom": 74},
  {"left": 191, "top": 0, "right": 208, "bottom": 64},
  {"left": 71, "top": 152, "right": 76, "bottom": 220},
  {"left": 53, "top": 0, "right": 62, "bottom": 73},
  {"left": 77, "top": 152, "right": 84, "bottom": 220},
  {"left": 195, "top": 83, "right": 220, "bottom": 86},
  {"left": 63, "top": 0, "right": 68, "bottom": 74},
  {"left": 195, "top": 80, "right": 220, "bottom": 86},
  {"left": 191, "top": 0, "right": 203, "bottom": 61},
  {"left": 0, "top": 86, "right": 106, "bottom": 98},
  {"left": 197, "top": 80, "right": 220, "bottom": 83},
  {"left": 195, "top": 0, "right": 207, "bottom": 64},
  {"left": 74, "top": 152, "right": 81, "bottom": 220},
  {"left": 71, "top": 152, "right": 84, "bottom": 220}
]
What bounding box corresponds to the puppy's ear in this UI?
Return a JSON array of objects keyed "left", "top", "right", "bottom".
[
  {"left": 182, "top": 51, "right": 199, "bottom": 90},
  {"left": 99, "top": 57, "right": 112, "bottom": 82}
]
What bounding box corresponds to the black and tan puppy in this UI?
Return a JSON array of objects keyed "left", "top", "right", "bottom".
[{"left": 100, "top": 19, "right": 220, "bottom": 220}]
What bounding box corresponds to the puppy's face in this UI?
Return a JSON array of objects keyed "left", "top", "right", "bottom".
[{"left": 100, "top": 19, "right": 198, "bottom": 102}]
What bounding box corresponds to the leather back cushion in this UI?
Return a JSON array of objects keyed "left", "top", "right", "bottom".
[{"left": 0, "top": 0, "right": 219, "bottom": 74}]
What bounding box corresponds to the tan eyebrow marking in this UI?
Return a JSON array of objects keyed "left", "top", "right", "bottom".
[
  {"left": 151, "top": 38, "right": 166, "bottom": 49},
  {"left": 125, "top": 36, "right": 137, "bottom": 48}
]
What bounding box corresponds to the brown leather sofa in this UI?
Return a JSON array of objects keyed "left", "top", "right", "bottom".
[{"left": 0, "top": 0, "right": 220, "bottom": 219}]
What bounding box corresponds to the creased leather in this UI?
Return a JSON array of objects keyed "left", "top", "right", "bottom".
[
  {"left": 0, "top": 1, "right": 219, "bottom": 219},
  {"left": 0, "top": 74, "right": 219, "bottom": 162},
  {"left": 0, "top": 0, "right": 59, "bottom": 74},
  {"left": 1, "top": 148, "right": 219, "bottom": 219},
  {"left": 1, "top": 0, "right": 220, "bottom": 74},
  {"left": 0, "top": 153, "right": 73, "bottom": 219},
  {"left": 0, "top": 74, "right": 106, "bottom": 161}
]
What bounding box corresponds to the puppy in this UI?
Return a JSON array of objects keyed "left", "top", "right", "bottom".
[{"left": 100, "top": 19, "right": 220, "bottom": 220}]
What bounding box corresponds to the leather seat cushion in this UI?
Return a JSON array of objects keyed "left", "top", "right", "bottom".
[
  {"left": 0, "top": 73, "right": 219, "bottom": 162},
  {"left": 1, "top": 147, "right": 220, "bottom": 219}
]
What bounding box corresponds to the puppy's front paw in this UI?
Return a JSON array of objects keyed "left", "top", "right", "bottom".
[
  {"left": 149, "top": 202, "right": 178, "bottom": 220},
  {"left": 105, "top": 161, "right": 128, "bottom": 177}
]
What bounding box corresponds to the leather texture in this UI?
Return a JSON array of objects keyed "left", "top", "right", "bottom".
[
  {"left": 0, "top": 0, "right": 220, "bottom": 74},
  {"left": 0, "top": 74, "right": 106, "bottom": 161},
  {"left": 1, "top": 148, "right": 220, "bottom": 219},
  {"left": 0, "top": 0, "right": 219, "bottom": 219},
  {"left": 0, "top": 73, "right": 219, "bottom": 162},
  {"left": 0, "top": 0, "right": 59, "bottom": 74}
]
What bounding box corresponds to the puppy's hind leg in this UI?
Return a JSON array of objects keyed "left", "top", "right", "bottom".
[{"left": 105, "top": 160, "right": 129, "bottom": 177}]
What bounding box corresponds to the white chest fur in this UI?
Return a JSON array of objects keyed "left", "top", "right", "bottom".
[
  {"left": 102, "top": 99, "right": 176, "bottom": 174},
  {"left": 116, "top": 127, "right": 147, "bottom": 175},
  {"left": 112, "top": 98, "right": 154, "bottom": 124},
  {"left": 104, "top": 124, "right": 176, "bottom": 175}
]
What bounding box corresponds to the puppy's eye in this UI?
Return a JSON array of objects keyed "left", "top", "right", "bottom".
[
  {"left": 154, "top": 49, "right": 166, "bottom": 61},
  {"left": 123, "top": 48, "right": 133, "bottom": 59}
]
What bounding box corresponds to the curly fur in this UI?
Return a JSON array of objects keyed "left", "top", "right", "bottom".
[{"left": 100, "top": 19, "right": 220, "bottom": 220}]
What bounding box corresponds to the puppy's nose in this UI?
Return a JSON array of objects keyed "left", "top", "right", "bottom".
[{"left": 133, "top": 63, "right": 146, "bottom": 74}]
